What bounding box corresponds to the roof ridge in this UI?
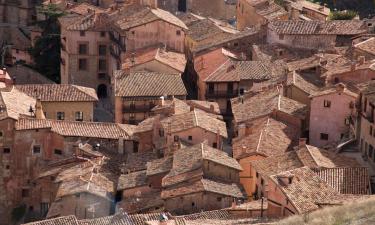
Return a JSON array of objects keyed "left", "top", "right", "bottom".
[
  {"left": 304, "top": 145, "right": 320, "bottom": 167},
  {"left": 204, "top": 59, "right": 231, "bottom": 81},
  {"left": 255, "top": 118, "right": 270, "bottom": 153}
]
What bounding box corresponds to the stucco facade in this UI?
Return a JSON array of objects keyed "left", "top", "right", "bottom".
[{"left": 42, "top": 101, "right": 95, "bottom": 122}]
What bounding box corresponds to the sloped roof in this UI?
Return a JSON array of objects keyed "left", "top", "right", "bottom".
[
  {"left": 233, "top": 117, "right": 300, "bottom": 159},
  {"left": 160, "top": 109, "right": 227, "bottom": 138},
  {"left": 354, "top": 37, "right": 375, "bottom": 55},
  {"left": 114, "top": 71, "right": 186, "bottom": 97},
  {"left": 15, "top": 118, "right": 134, "bottom": 140},
  {"left": 231, "top": 88, "right": 307, "bottom": 124},
  {"left": 117, "top": 170, "right": 148, "bottom": 190},
  {"left": 269, "top": 20, "right": 367, "bottom": 35},
  {"left": 270, "top": 167, "right": 340, "bottom": 214},
  {"left": 16, "top": 84, "right": 98, "bottom": 102},
  {"left": 0, "top": 86, "right": 36, "bottom": 120},
  {"left": 286, "top": 71, "right": 324, "bottom": 95},
  {"left": 146, "top": 156, "right": 173, "bottom": 176},
  {"left": 22, "top": 215, "right": 79, "bottom": 225}
]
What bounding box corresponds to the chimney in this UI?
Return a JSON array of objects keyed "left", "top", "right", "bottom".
[
  {"left": 298, "top": 138, "right": 307, "bottom": 148},
  {"left": 118, "top": 136, "right": 124, "bottom": 154},
  {"left": 358, "top": 56, "right": 365, "bottom": 65},
  {"left": 209, "top": 104, "right": 215, "bottom": 113},
  {"left": 35, "top": 98, "right": 46, "bottom": 119},
  {"left": 238, "top": 124, "right": 246, "bottom": 138},
  {"left": 278, "top": 175, "right": 294, "bottom": 186}
]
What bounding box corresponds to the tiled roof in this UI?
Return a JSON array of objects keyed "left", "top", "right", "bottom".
[
  {"left": 291, "top": 0, "right": 330, "bottom": 16},
  {"left": 114, "top": 71, "right": 186, "bottom": 97},
  {"left": 67, "top": 2, "right": 105, "bottom": 16},
  {"left": 134, "top": 117, "right": 156, "bottom": 133},
  {"left": 110, "top": 5, "right": 187, "bottom": 31},
  {"left": 122, "top": 47, "right": 187, "bottom": 73},
  {"left": 309, "top": 83, "right": 358, "bottom": 98},
  {"left": 119, "top": 192, "right": 164, "bottom": 214},
  {"left": 187, "top": 19, "right": 232, "bottom": 42},
  {"left": 146, "top": 156, "right": 173, "bottom": 176},
  {"left": 161, "top": 179, "right": 246, "bottom": 199},
  {"left": 232, "top": 117, "right": 300, "bottom": 159},
  {"left": 231, "top": 199, "right": 268, "bottom": 211},
  {"left": 269, "top": 20, "right": 367, "bottom": 35},
  {"left": 269, "top": 167, "right": 340, "bottom": 214},
  {"left": 16, "top": 84, "right": 98, "bottom": 102},
  {"left": 253, "top": 1, "right": 288, "bottom": 21},
  {"left": 186, "top": 100, "right": 221, "bottom": 115},
  {"left": 231, "top": 88, "right": 307, "bottom": 124},
  {"left": 123, "top": 152, "right": 159, "bottom": 172},
  {"left": 79, "top": 211, "right": 168, "bottom": 225},
  {"left": 0, "top": 86, "right": 36, "bottom": 120},
  {"left": 315, "top": 167, "right": 371, "bottom": 195},
  {"left": 205, "top": 60, "right": 273, "bottom": 82},
  {"left": 252, "top": 144, "right": 361, "bottom": 176},
  {"left": 22, "top": 215, "right": 79, "bottom": 225},
  {"left": 286, "top": 71, "right": 324, "bottom": 95},
  {"left": 161, "top": 109, "right": 228, "bottom": 138},
  {"left": 354, "top": 37, "right": 375, "bottom": 55},
  {"left": 163, "top": 143, "right": 241, "bottom": 187},
  {"left": 15, "top": 118, "right": 134, "bottom": 140},
  {"left": 176, "top": 209, "right": 231, "bottom": 220},
  {"left": 286, "top": 53, "right": 346, "bottom": 72},
  {"left": 65, "top": 12, "right": 110, "bottom": 31},
  {"left": 117, "top": 170, "right": 148, "bottom": 190}
]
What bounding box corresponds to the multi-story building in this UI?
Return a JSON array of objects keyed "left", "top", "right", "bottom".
[{"left": 0, "top": 0, "right": 39, "bottom": 26}]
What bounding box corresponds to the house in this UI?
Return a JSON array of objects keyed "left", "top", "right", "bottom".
[
  {"left": 187, "top": 0, "right": 237, "bottom": 21},
  {"left": 309, "top": 83, "right": 358, "bottom": 147},
  {"left": 267, "top": 20, "right": 368, "bottom": 50},
  {"left": 285, "top": 0, "right": 330, "bottom": 21},
  {"left": 122, "top": 46, "right": 187, "bottom": 74},
  {"left": 59, "top": 7, "right": 112, "bottom": 98},
  {"left": 236, "top": 0, "right": 288, "bottom": 30},
  {"left": 0, "top": 0, "right": 37, "bottom": 26},
  {"left": 231, "top": 87, "right": 307, "bottom": 133},
  {"left": 232, "top": 117, "right": 300, "bottom": 198},
  {"left": 16, "top": 84, "right": 98, "bottom": 122},
  {"left": 353, "top": 37, "right": 375, "bottom": 60},
  {"left": 251, "top": 143, "right": 361, "bottom": 199},
  {"left": 161, "top": 143, "right": 245, "bottom": 214},
  {"left": 114, "top": 70, "right": 187, "bottom": 124}
]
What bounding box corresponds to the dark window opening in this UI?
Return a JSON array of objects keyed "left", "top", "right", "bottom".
[
  {"left": 213, "top": 142, "right": 217, "bottom": 148},
  {"left": 188, "top": 136, "right": 192, "bottom": 141},
  {"left": 57, "top": 112, "right": 65, "bottom": 120},
  {"left": 320, "top": 133, "right": 329, "bottom": 140},
  {"left": 75, "top": 112, "right": 84, "bottom": 121},
  {"left": 79, "top": 44, "right": 88, "bottom": 55},
  {"left": 33, "top": 146, "right": 41, "bottom": 154},
  {"left": 3, "top": 148, "right": 10, "bottom": 154},
  {"left": 54, "top": 149, "right": 62, "bottom": 155},
  {"left": 323, "top": 100, "right": 331, "bottom": 108}
]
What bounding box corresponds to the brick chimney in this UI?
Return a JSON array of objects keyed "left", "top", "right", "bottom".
[{"left": 35, "top": 98, "right": 46, "bottom": 120}]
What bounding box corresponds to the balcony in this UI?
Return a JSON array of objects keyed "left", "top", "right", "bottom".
[
  {"left": 123, "top": 104, "right": 156, "bottom": 113},
  {"left": 205, "top": 90, "right": 239, "bottom": 98}
]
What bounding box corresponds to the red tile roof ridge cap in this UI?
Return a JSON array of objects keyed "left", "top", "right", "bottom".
[{"left": 304, "top": 144, "right": 320, "bottom": 167}]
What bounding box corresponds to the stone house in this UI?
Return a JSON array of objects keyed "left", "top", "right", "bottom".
[
  {"left": 309, "top": 83, "right": 357, "bottom": 147},
  {"left": 114, "top": 70, "right": 187, "bottom": 124},
  {"left": 232, "top": 117, "right": 300, "bottom": 198},
  {"left": 236, "top": 0, "right": 288, "bottom": 30},
  {"left": 251, "top": 143, "right": 362, "bottom": 199},
  {"left": 59, "top": 7, "right": 113, "bottom": 98},
  {"left": 231, "top": 87, "right": 307, "bottom": 135},
  {"left": 267, "top": 20, "right": 368, "bottom": 50},
  {"left": 285, "top": 0, "right": 330, "bottom": 21},
  {"left": 121, "top": 46, "right": 187, "bottom": 74},
  {"left": 16, "top": 84, "right": 98, "bottom": 122},
  {"left": 161, "top": 143, "right": 245, "bottom": 215}
]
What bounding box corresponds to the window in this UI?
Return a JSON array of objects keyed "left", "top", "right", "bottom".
[
  {"left": 176, "top": 30, "right": 181, "bottom": 36},
  {"left": 256, "top": 172, "right": 259, "bottom": 178},
  {"left": 261, "top": 178, "right": 264, "bottom": 186},
  {"left": 75, "top": 112, "right": 83, "bottom": 121},
  {"left": 78, "top": 44, "right": 88, "bottom": 55},
  {"left": 217, "top": 197, "right": 222, "bottom": 202},
  {"left": 212, "top": 142, "right": 217, "bottom": 148},
  {"left": 3, "top": 148, "right": 10, "bottom": 154},
  {"left": 5, "top": 165, "right": 9, "bottom": 170},
  {"left": 98, "top": 45, "right": 107, "bottom": 55},
  {"left": 54, "top": 149, "right": 62, "bottom": 155},
  {"left": 0, "top": 131, "right": 3, "bottom": 137},
  {"left": 159, "top": 128, "right": 164, "bottom": 137},
  {"left": 227, "top": 83, "right": 233, "bottom": 93},
  {"left": 323, "top": 100, "right": 331, "bottom": 108},
  {"left": 100, "top": 31, "right": 106, "bottom": 37},
  {"left": 57, "top": 112, "right": 65, "bottom": 120},
  {"left": 98, "top": 59, "right": 107, "bottom": 71},
  {"left": 78, "top": 58, "right": 87, "bottom": 70},
  {"left": 80, "top": 31, "right": 85, "bottom": 36},
  {"left": 369, "top": 145, "right": 374, "bottom": 158},
  {"left": 33, "top": 146, "right": 41, "bottom": 154},
  {"left": 208, "top": 83, "right": 214, "bottom": 93},
  {"left": 370, "top": 126, "right": 373, "bottom": 136},
  {"left": 364, "top": 98, "right": 367, "bottom": 112},
  {"left": 188, "top": 136, "right": 192, "bottom": 141},
  {"left": 133, "top": 142, "right": 139, "bottom": 153},
  {"left": 191, "top": 202, "right": 195, "bottom": 207},
  {"left": 334, "top": 77, "right": 340, "bottom": 83},
  {"left": 22, "top": 189, "right": 29, "bottom": 198},
  {"left": 320, "top": 133, "right": 329, "bottom": 140}
]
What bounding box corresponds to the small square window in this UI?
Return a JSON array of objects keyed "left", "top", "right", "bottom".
[
  {"left": 3, "top": 148, "right": 10, "bottom": 154},
  {"left": 216, "top": 197, "right": 222, "bottom": 202},
  {"left": 176, "top": 30, "right": 181, "bottom": 36},
  {"left": 100, "top": 31, "right": 106, "bottom": 37},
  {"left": 188, "top": 136, "right": 192, "bottom": 141},
  {"left": 98, "top": 59, "right": 107, "bottom": 71},
  {"left": 22, "top": 189, "right": 29, "bottom": 198},
  {"left": 33, "top": 146, "right": 41, "bottom": 154},
  {"left": 57, "top": 112, "right": 65, "bottom": 120},
  {"left": 320, "top": 133, "right": 329, "bottom": 140},
  {"left": 5, "top": 165, "right": 9, "bottom": 170},
  {"left": 78, "top": 58, "right": 87, "bottom": 71},
  {"left": 78, "top": 44, "right": 87, "bottom": 55},
  {"left": 324, "top": 100, "right": 331, "bottom": 108},
  {"left": 98, "top": 45, "right": 106, "bottom": 56},
  {"left": 54, "top": 149, "right": 62, "bottom": 155},
  {"left": 75, "top": 112, "right": 83, "bottom": 121},
  {"left": 370, "top": 126, "right": 373, "bottom": 136},
  {"left": 80, "top": 31, "right": 85, "bottom": 36},
  {"left": 213, "top": 143, "right": 217, "bottom": 148}
]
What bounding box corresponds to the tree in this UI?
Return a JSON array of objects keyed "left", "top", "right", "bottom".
[
  {"left": 28, "top": 3, "right": 65, "bottom": 83},
  {"left": 328, "top": 10, "right": 358, "bottom": 20}
]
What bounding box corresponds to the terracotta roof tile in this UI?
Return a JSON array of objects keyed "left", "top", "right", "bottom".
[
  {"left": 315, "top": 167, "right": 371, "bottom": 195},
  {"left": 286, "top": 71, "right": 324, "bottom": 95},
  {"left": 252, "top": 1, "right": 288, "bottom": 21},
  {"left": 269, "top": 20, "right": 367, "bottom": 35},
  {"left": 146, "top": 156, "right": 173, "bottom": 176},
  {"left": 233, "top": 117, "right": 300, "bottom": 159},
  {"left": 124, "top": 152, "right": 159, "bottom": 172},
  {"left": 270, "top": 167, "right": 340, "bottom": 214},
  {"left": 117, "top": 170, "right": 148, "bottom": 190},
  {"left": 176, "top": 209, "right": 231, "bottom": 220},
  {"left": 231, "top": 88, "right": 307, "bottom": 124},
  {"left": 79, "top": 211, "right": 168, "bottom": 225},
  {"left": 15, "top": 118, "right": 134, "bottom": 139},
  {"left": 354, "top": 37, "right": 375, "bottom": 55},
  {"left": 114, "top": 71, "right": 186, "bottom": 97},
  {"left": 0, "top": 87, "right": 36, "bottom": 120},
  {"left": 22, "top": 215, "right": 79, "bottom": 225},
  {"left": 16, "top": 84, "right": 98, "bottom": 102}
]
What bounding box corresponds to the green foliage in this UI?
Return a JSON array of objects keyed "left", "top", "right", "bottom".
[
  {"left": 28, "top": 3, "right": 65, "bottom": 83},
  {"left": 11, "top": 204, "right": 26, "bottom": 223},
  {"left": 329, "top": 10, "right": 358, "bottom": 20}
]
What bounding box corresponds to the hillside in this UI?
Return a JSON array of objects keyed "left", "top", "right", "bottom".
[
  {"left": 277, "top": 198, "right": 375, "bottom": 225},
  {"left": 308, "top": 0, "right": 375, "bottom": 18}
]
